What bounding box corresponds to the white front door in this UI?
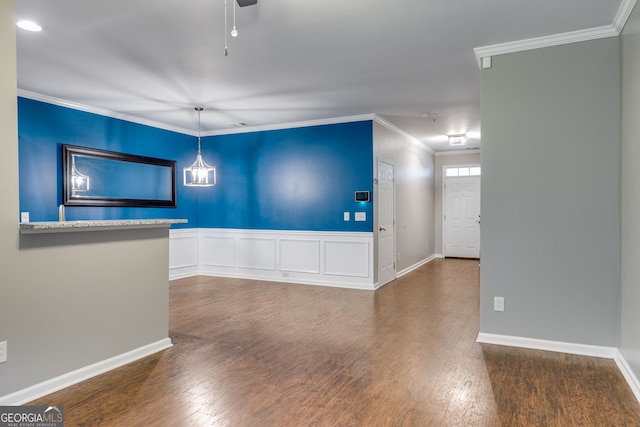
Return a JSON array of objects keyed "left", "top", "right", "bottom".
[
  {"left": 444, "top": 176, "right": 480, "bottom": 258},
  {"left": 377, "top": 160, "right": 396, "bottom": 286}
]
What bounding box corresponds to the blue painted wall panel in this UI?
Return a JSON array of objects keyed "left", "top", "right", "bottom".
[
  {"left": 18, "top": 97, "right": 373, "bottom": 231},
  {"left": 18, "top": 97, "right": 197, "bottom": 226},
  {"left": 197, "top": 123, "right": 373, "bottom": 231}
]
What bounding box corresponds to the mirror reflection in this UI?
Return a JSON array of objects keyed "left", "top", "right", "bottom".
[{"left": 63, "top": 145, "right": 177, "bottom": 207}]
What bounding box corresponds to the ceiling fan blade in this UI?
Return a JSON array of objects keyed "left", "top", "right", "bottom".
[{"left": 236, "top": 0, "right": 257, "bottom": 6}]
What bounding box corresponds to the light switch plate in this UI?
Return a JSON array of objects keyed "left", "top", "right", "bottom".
[
  {"left": 355, "top": 212, "right": 366, "bottom": 221},
  {"left": 343, "top": 212, "right": 350, "bottom": 221}
]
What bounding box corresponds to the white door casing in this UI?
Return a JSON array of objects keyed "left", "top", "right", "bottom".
[
  {"left": 444, "top": 176, "right": 480, "bottom": 258},
  {"left": 377, "top": 160, "right": 395, "bottom": 286}
]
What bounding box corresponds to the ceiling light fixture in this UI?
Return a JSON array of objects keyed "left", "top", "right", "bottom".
[
  {"left": 448, "top": 134, "right": 467, "bottom": 146},
  {"left": 17, "top": 20, "right": 42, "bottom": 32},
  {"left": 184, "top": 107, "right": 217, "bottom": 187}
]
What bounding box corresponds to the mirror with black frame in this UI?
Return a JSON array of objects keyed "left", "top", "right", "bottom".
[{"left": 63, "top": 145, "right": 177, "bottom": 207}]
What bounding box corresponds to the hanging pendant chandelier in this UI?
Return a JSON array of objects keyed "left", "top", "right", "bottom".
[{"left": 183, "top": 107, "right": 217, "bottom": 187}]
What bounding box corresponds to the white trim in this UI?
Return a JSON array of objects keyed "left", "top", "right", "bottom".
[
  {"left": 614, "top": 349, "right": 640, "bottom": 404},
  {"left": 614, "top": 0, "right": 639, "bottom": 34},
  {"left": 474, "top": 26, "right": 617, "bottom": 67},
  {"left": 173, "top": 228, "right": 376, "bottom": 289},
  {"left": 17, "top": 90, "right": 194, "bottom": 136},
  {"left": 204, "top": 114, "right": 376, "bottom": 136},
  {"left": 474, "top": 0, "right": 639, "bottom": 66},
  {"left": 476, "top": 332, "right": 617, "bottom": 359},
  {"left": 0, "top": 338, "right": 172, "bottom": 406},
  {"left": 396, "top": 255, "right": 437, "bottom": 278},
  {"left": 17, "top": 89, "right": 376, "bottom": 138},
  {"left": 373, "top": 115, "right": 434, "bottom": 154},
  {"left": 435, "top": 149, "right": 481, "bottom": 157},
  {"left": 434, "top": 254, "right": 445, "bottom": 259}
]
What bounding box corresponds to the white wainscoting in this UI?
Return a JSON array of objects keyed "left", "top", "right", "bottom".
[
  {"left": 170, "top": 228, "right": 375, "bottom": 290},
  {"left": 169, "top": 229, "right": 200, "bottom": 279}
]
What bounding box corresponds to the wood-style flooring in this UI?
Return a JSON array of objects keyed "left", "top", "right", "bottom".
[{"left": 29, "top": 259, "right": 640, "bottom": 426}]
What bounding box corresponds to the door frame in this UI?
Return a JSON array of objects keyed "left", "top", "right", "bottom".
[
  {"left": 442, "top": 164, "right": 481, "bottom": 257},
  {"left": 376, "top": 157, "right": 396, "bottom": 287}
]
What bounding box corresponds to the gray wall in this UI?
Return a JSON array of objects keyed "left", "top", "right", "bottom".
[
  {"left": 373, "top": 121, "right": 435, "bottom": 276},
  {"left": 480, "top": 37, "right": 620, "bottom": 346},
  {"left": 621, "top": 3, "right": 640, "bottom": 378},
  {"left": 0, "top": 1, "right": 171, "bottom": 399},
  {"left": 434, "top": 150, "right": 481, "bottom": 255}
]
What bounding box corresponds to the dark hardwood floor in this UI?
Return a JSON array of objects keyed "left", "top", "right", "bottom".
[{"left": 29, "top": 259, "right": 640, "bottom": 426}]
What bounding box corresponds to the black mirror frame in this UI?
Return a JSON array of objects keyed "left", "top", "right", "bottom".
[{"left": 63, "top": 144, "right": 177, "bottom": 207}]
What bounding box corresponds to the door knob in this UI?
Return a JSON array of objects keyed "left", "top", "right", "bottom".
[{"left": 379, "top": 227, "right": 386, "bottom": 231}]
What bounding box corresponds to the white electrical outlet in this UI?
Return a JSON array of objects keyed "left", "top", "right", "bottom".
[
  {"left": 0, "top": 341, "right": 7, "bottom": 363},
  {"left": 343, "top": 212, "right": 350, "bottom": 221},
  {"left": 494, "top": 297, "right": 505, "bottom": 312},
  {"left": 20, "top": 212, "right": 29, "bottom": 223}
]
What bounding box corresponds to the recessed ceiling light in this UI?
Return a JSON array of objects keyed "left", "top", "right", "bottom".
[
  {"left": 448, "top": 134, "right": 467, "bottom": 146},
  {"left": 17, "top": 20, "right": 42, "bottom": 32}
]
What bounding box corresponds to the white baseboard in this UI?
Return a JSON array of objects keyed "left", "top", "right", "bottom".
[
  {"left": 0, "top": 338, "right": 172, "bottom": 406},
  {"left": 396, "top": 255, "right": 437, "bottom": 278},
  {"left": 615, "top": 349, "right": 640, "bottom": 404},
  {"left": 476, "top": 332, "right": 617, "bottom": 359},
  {"left": 434, "top": 254, "right": 445, "bottom": 259},
  {"left": 476, "top": 334, "right": 640, "bottom": 405}
]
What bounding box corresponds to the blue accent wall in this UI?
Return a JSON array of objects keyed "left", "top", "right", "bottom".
[
  {"left": 18, "top": 97, "right": 197, "bottom": 226},
  {"left": 18, "top": 98, "right": 374, "bottom": 232},
  {"left": 197, "top": 122, "right": 373, "bottom": 231}
]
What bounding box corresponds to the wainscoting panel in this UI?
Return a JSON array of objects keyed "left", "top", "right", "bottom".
[
  {"left": 169, "top": 229, "right": 199, "bottom": 279},
  {"left": 237, "top": 237, "right": 277, "bottom": 271},
  {"left": 171, "top": 229, "right": 375, "bottom": 289},
  {"left": 280, "top": 238, "right": 321, "bottom": 274},
  {"left": 324, "top": 241, "right": 370, "bottom": 278},
  {"left": 201, "top": 236, "right": 236, "bottom": 268}
]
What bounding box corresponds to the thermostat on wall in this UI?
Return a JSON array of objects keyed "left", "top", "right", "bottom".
[{"left": 355, "top": 191, "right": 370, "bottom": 202}]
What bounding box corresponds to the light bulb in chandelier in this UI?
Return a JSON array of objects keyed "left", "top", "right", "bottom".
[{"left": 231, "top": 26, "right": 238, "bottom": 37}]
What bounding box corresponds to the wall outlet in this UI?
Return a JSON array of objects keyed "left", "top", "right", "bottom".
[
  {"left": 343, "top": 212, "right": 350, "bottom": 221},
  {"left": 493, "top": 297, "right": 505, "bottom": 312},
  {"left": 0, "top": 341, "right": 7, "bottom": 363},
  {"left": 20, "top": 212, "right": 29, "bottom": 223}
]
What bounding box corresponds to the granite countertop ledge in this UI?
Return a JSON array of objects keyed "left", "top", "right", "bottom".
[{"left": 20, "top": 219, "right": 188, "bottom": 234}]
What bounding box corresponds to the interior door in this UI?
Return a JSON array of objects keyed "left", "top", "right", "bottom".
[
  {"left": 377, "top": 160, "right": 396, "bottom": 286},
  {"left": 444, "top": 176, "right": 480, "bottom": 258}
]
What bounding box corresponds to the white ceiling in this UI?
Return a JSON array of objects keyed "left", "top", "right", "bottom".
[{"left": 15, "top": 0, "right": 625, "bottom": 151}]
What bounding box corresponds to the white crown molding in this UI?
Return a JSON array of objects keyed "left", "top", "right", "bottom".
[
  {"left": 614, "top": 0, "right": 639, "bottom": 33},
  {"left": 17, "top": 89, "right": 195, "bottom": 136},
  {"left": 474, "top": 0, "right": 638, "bottom": 66},
  {"left": 372, "top": 115, "right": 434, "bottom": 154},
  {"left": 434, "top": 148, "right": 481, "bottom": 157},
  {"left": 203, "top": 114, "right": 376, "bottom": 137},
  {"left": 474, "top": 25, "right": 617, "bottom": 67}
]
